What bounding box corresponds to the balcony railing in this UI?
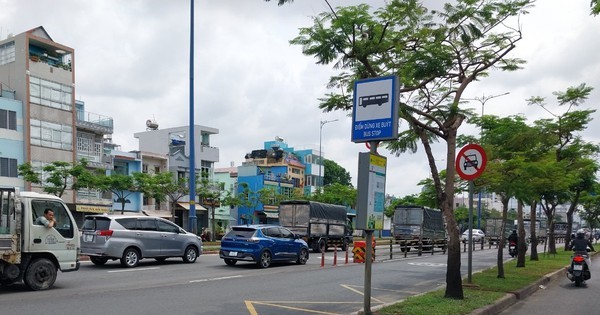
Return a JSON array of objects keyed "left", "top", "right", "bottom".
[{"left": 76, "top": 111, "right": 114, "bottom": 134}]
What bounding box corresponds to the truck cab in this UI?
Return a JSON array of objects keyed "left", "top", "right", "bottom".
[{"left": 1, "top": 188, "right": 80, "bottom": 290}]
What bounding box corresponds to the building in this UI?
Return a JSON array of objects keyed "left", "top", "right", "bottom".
[
  {"left": 0, "top": 27, "right": 118, "bottom": 223},
  {"left": 0, "top": 87, "right": 24, "bottom": 188},
  {"left": 0, "top": 27, "right": 76, "bottom": 198},
  {"left": 213, "top": 164, "right": 238, "bottom": 234},
  {"left": 134, "top": 124, "right": 219, "bottom": 231},
  {"left": 236, "top": 139, "right": 307, "bottom": 225}
]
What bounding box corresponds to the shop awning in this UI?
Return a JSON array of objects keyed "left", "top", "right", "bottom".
[
  {"left": 211, "top": 214, "right": 236, "bottom": 221},
  {"left": 177, "top": 202, "right": 207, "bottom": 211},
  {"left": 264, "top": 211, "right": 279, "bottom": 219}
]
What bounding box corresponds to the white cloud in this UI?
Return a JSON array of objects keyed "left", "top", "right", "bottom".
[{"left": 3, "top": 0, "right": 599, "bottom": 198}]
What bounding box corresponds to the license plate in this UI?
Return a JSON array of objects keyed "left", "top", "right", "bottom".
[
  {"left": 84, "top": 234, "right": 94, "bottom": 242},
  {"left": 229, "top": 251, "right": 238, "bottom": 257},
  {"left": 574, "top": 265, "right": 583, "bottom": 271}
]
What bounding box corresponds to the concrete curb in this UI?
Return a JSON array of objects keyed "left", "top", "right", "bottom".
[
  {"left": 469, "top": 250, "right": 599, "bottom": 315},
  {"left": 468, "top": 267, "right": 565, "bottom": 315}
]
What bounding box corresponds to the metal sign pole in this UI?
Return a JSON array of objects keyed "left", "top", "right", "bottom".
[{"left": 468, "top": 180, "right": 474, "bottom": 283}]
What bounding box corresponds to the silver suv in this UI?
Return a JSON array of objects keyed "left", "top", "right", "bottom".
[{"left": 80, "top": 215, "right": 202, "bottom": 268}]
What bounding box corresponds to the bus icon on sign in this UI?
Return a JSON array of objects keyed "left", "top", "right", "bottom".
[{"left": 359, "top": 93, "right": 389, "bottom": 107}]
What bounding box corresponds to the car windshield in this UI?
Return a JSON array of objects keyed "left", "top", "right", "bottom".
[{"left": 225, "top": 228, "right": 256, "bottom": 239}]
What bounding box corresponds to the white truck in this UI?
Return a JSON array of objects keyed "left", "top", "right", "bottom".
[{"left": 1, "top": 187, "right": 80, "bottom": 290}]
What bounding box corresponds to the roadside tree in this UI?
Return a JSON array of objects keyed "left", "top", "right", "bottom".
[{"left": 290, "top": 0, "right": 532, "bottom": 299}]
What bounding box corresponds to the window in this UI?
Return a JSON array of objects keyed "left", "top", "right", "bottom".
[
  {"left": 116, "top": 218, "right": 137, "bottom": 230},
  {"left": 31, "top": 199, "right": 74, "bottom": 238},
  {"left": 0, "top": 41, "right": 15, "bottom": 66},
  {"left": 280, "top": 228, "right": 293, "bottom": 239},
  {"left": 142, "top": 164, "right": 148, "bottom": 173},
  {"left": 0, "top": 109, "right": 17, "bottom": 130},
  {"left": 0, "top": 158, "right": 18, "bottom": 178},
  {"left": 30, "top": 119, "right": 72, "bottom": 150},
  {"left": 137, "top": 219, "right": 157, "bottom": 231},
  {"left": 29, "top": 76, "right": 72, "bottom": 111},
  {"left": 157, "top": 220, "right": 179, "bottom": 233}
]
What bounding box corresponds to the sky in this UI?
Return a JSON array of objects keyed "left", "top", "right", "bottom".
[{"left": 1, "top": 0, "right": 599, "bottom": 198}]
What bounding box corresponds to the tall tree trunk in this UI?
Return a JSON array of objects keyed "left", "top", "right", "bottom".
[
  {"left": 516, "top": 200, "right": 526, "bottom": 267},
  {"left": 542, "top": 202, "right": 557, "bottom": 254},
  {"left": 565, "top": 193, "right": 579, "bottom": 250},
  {"left": 529, "top": 200, "right": 539, "bottom": 260},
  {"left": 497, "top": 196, "right": 509, "bottom": 278}
]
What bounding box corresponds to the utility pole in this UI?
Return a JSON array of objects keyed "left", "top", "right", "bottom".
[{"left": 318, "top": 119, "right": 338, "bottom": 192}]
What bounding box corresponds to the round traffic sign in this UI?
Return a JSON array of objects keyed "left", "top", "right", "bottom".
[{"left": 455, "top": 144, "right": 487, "bottom": 180}]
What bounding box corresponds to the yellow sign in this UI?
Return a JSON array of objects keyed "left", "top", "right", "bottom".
[
  {"left": 76, "top": 205, "right": 110, "bottom": 214},
  {"left": 370, "top": 154, "right": 386, "bottom": 168}
]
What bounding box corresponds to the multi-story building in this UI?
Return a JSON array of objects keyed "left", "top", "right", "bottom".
[
  {"left": 0, "top": 27, "right": 76, "bottom": 200},
  {"left": 134, "top": 124, "right": 219, "bottom": 231},
  {"left": 214, "top": 164, "right": 239, "bottom": 234},
  {"left": 237, "top": 139, "right": 306, "bottom": 225},
  {"left": 0, "top": 27, "right": 120, "bottom": 223},
  {"left": 0, "top": 87, "right": 24, "bottom": 188}
]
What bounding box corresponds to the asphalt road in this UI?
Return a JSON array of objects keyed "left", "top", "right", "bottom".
[
  {"left": 500, "top": 252, "right": 600, "bottom": 315},
  {"left": 0, "top": 246, "right": 505, "bottom": 315}
]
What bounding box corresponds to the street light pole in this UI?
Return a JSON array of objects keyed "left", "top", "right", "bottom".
[
  {"left": 318, "top": 119, "right": 338, "bottom": 193},
  {"left": 466, "top": 92, "right": 509, "bottom": 229}
]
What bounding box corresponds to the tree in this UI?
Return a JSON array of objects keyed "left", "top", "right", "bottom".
[
  {"left": 323, "top": 159, "right": 352, "bottom": 187},
  {"left": 197, "top": 175, "right": 225, "bottom": 240},
  {"left": 290, "top": 0, "right": 532, "bottom": 299},
  {"left": 94, "top": 173, "right": 141, "bottom": 214},
  {"left": 18, "top": 159, "right": 92, "bottom": 197},
  {"left": 311, "top": 182, "right": 356, "bottom": 207},
  {"left": 592, "top": 0, "right": 600, "bottom": 16},
  {"left": 141, "top": 172, "right": 189, "bottom": 221},
  {"left": 528, "top": 83, "right": 597, "bottom": 253}
]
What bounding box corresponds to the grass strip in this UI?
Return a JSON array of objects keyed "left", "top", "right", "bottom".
[{"left": 377, "top": 250, "right": 572, "bottom": 315}]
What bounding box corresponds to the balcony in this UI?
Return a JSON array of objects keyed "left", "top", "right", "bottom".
[{"left": 76, "top": 111, "right": 114, "bottom": 134}]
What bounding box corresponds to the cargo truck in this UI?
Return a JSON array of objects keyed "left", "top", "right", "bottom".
[
  {"left": 278, "top": 200, "right": 353, "bottom": 253},
  {"left": 1, "top": 188, "right": 80, "bottom": 290},
  {"left": 392, "top": 205, "right": 446, "bottom": 252},
  {"left": 485, "top": 218, "right": 510, "bottom": 245}
]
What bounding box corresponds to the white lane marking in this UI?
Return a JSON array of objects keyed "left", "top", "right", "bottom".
[
  {"left": 108, "top": 267, "right": 161, "bottom": 273},
  {"left": 407, "top": 262, "right": 447, "bottom": 267},
  {"left": 189, "top": 275, "right": 244, "bottom": 283}
]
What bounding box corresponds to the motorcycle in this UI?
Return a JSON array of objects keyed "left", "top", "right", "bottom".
[
  {"left": 567, "top": 251, "right": 591, "bottom": 287},
  {"left": 508, "top": 241, "right": 517, "bottom": 258}
]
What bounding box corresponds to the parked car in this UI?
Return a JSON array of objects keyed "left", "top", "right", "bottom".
[
  {"left": 80, "top": 214, "right": 202, "bottom": 268},
  {"left": 461, "top": 229, "right": 486, "bottom": 243},
  {"left": 219, "top": 225, "right": 309, "bottom": 268}
]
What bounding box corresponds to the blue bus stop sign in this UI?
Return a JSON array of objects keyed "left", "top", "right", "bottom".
[{"left": 352, "top": 75, "right": 399, "bottom": 143}]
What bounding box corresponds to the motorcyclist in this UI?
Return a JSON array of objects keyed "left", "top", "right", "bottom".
[
  {"left": 569, "top": 229, "right": 595, "bottom": 270},
  {"left": 507, "top": 230, "right": 518, "bottom": 244}
]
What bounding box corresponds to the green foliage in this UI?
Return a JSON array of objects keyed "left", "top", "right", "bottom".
[
  {"left": 18, "top": 159, "right": 91, "bottom": 197},
  {"left": 323, "top": 159, "right": 352, "bottom": 187},
  {"left": 94, "top": 172, "right": 142, "bottom": 214},
  {"left": 311, "top": 183, "right": 356, "bottom": 207},
  {"left": 593, "top": 0, "right": 600, "bottom": 16}
]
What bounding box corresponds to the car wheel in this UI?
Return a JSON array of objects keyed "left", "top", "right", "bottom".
[
  {"left": 24, "top": 258, "right": 57, "bottom": 291},
  {"left": 183, "top": 246, "right": 198, "bottom": 263},
  {"left": 296, "top": 248, "right": 309, "bottom": 265},
  {"left": 120, "top": 248, "right": 140, "bottom": 268},
  {"left": 257, "top": 250, "right": 272, "bottom": 268},
  {"left": 90, "top": 256, "right": 109, "bottom": 266},
  {"left": 224, "top": 258, "right": 237, "bottom": 266}
]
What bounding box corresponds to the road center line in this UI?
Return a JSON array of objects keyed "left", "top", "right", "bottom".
[
  {"left": 189, "top": 275, "right": 244, "bottom": 283},
  {"left": 108, "top": 267, "right": 160, "bottom": 273}
]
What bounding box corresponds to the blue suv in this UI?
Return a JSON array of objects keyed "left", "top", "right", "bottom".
[{"left": 219, "top": 225, "right": 309, "bottom": 268}]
